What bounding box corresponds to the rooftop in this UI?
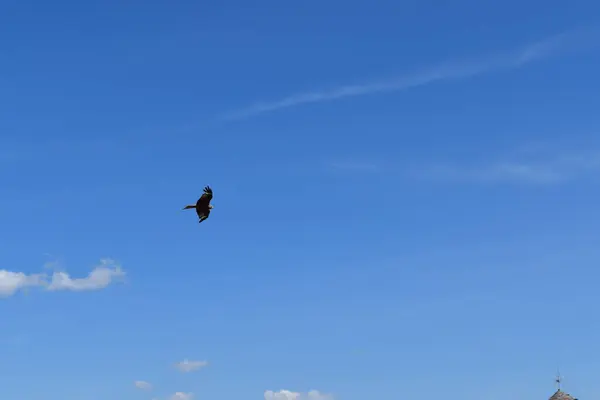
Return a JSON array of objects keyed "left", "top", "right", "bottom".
[{"left": 549, "top": 389, "right": 578, "bottom": 400}]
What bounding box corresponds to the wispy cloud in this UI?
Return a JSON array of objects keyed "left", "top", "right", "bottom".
[
  {"left": 134, "top": 380, "right": 153, "bottom": 391},
  {"left": 329, "top": 146, "right": 600, "bottom": 185},
  {"left": 412, "top": 150, "right": 600, "bottom": 184},
  {"left": 169, "top": 392, "right": 194, "bottom": 400},
  {"left": 47, "top": 258, "right": 125, "bottom": 291},
  {"left": 222, "top": 27, "right": 599, "bottom": 120},
  {"left": 264, "top": 390, "right": 334, "bottom": 400},
  {"left": 413, "top": 162, "right": 565, "bottom": 184},
  {"left": 328, "top": 160, "right": 382, "bottom": 173},
  {"left": 0, "top": 258, "right": 125, "bottom": 298},
  {"left": 173, "top": 359, "right": 209, "bottom": 373}
]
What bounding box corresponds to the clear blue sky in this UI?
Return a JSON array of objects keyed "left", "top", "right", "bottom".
[{"left": 1, "top": 0, "right": 600, "bottom": 399}]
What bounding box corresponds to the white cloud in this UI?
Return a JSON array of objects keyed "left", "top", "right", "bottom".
[
  {"left": 174, "top": 359, "right": 208, "bottom": 373},
  {"left": 223, "top": 26, "right": 599, "bottom": 120},
  {"left": 47, "top": 258, "right": 125, "bottom": 291},
  {"left": 0, "top": 258, "right": 125, "bottom": 298},
  {"left": 265, "top": 390, "right": 333, "bottom": 400},
  {"left": 0, "top": 270, "right": 46, "bottom": 297},
  {"left": 134, "top": 380, "right": 152, "bottom": 391},
  {"left": 169, "top": 392, "right": 193, "bottom": 400},
  {"left": 265, "top": 390, "right": 300, "bottom": 400}
]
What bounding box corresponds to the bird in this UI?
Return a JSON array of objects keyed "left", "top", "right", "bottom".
[{"left": 183, "top": 186, "right": 214, "bottom": 223}]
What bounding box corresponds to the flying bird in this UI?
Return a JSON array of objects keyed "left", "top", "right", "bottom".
[{"left": 183, "top": 186, "right": 214, "bottom": 223}]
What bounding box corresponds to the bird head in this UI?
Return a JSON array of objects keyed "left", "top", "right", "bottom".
[{"left": 209, "top": 204, "right": 214, "bottom": 209}]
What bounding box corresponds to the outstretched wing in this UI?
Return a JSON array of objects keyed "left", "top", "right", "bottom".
[{"left": 196, "top": 185, "right": 213, "bottom": 209}]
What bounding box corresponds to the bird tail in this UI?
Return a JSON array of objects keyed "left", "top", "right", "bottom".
[{"left": 182, "top": 205, "right": 195, "bottom": 210}]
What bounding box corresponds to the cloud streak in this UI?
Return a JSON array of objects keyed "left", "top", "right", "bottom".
[
  {"left": 223, "top": 27, "right": 599, "bottom": 120},
  {"left": 328, "top": 160, "right": 381, "bottom": 173},
  {"left": 174, "top": 359, "right": 209, "bottom": 373},
  {"left": 264, "top": 390, "right": 334, "bottom": 400},
  {"left": 0, "top": 258, "right": 125, "bottom": 298},
  {"left": 134, "top": 380, "right": 153, "bottom": 391},
  {"left": 169, "top": 392, "right": 193, "bottom": 400},
  {"left": 330, "top": 145, "right": 600, "bottom": 185},
  {"left": 411, "top": 150, "right": 600, "bottom": 184}
]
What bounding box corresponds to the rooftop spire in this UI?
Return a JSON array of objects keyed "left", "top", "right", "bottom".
[
  {"left": 549, "top": 371, "right": 577, "bottom": 400},
  {"left": 555, "top": 370, "right": 563, "bottom": 391}
]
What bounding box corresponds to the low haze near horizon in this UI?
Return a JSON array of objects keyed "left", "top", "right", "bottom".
[{"left": 2, "top": 0, "right": 600, "bottom": 399}]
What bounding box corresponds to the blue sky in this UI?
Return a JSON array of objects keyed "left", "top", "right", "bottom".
[{"left": 1, "top": 0, "right": 600, "bottom": 399}]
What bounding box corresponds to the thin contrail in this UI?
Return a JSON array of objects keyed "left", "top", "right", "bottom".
[{"left": 221, "top": 26, "right": 600, "bottom": 120}]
